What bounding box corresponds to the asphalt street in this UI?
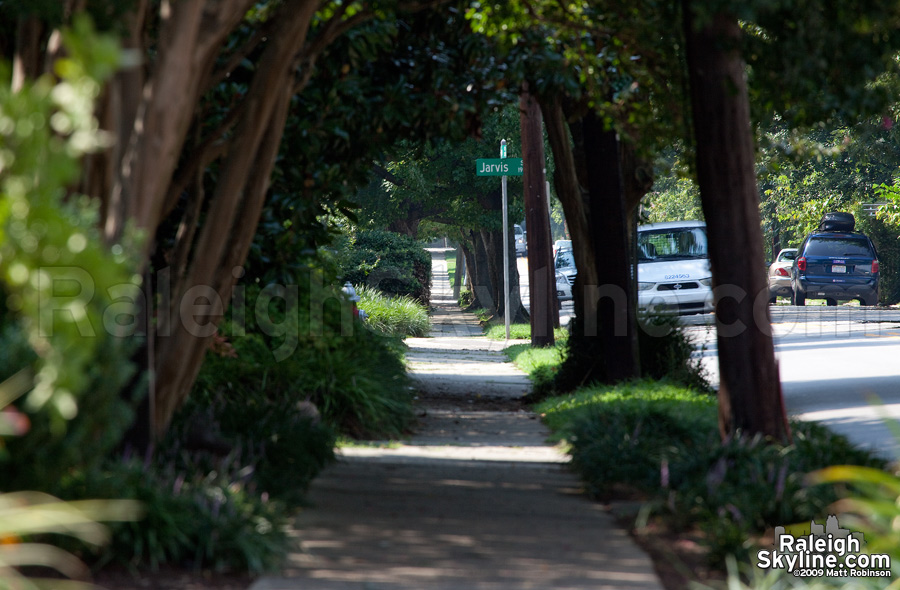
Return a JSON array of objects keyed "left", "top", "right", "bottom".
[{"left": 516, "top": 255, "right": 900, "bottom": 460}]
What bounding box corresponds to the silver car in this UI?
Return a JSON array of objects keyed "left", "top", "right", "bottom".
[
  {"left": 767, "top": 248, "right": 798, "bottom": 303},
  {"left": 514, "top": 224, "right": 527, "bottom": 257},
  {"left": 555, "top": 247, "right": 575, "bottom": 302}
]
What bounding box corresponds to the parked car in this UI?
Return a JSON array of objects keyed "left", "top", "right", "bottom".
[
  {"left": 554, "top": 246, "right": 576, "bottom": 302},
  {"left": 553, "top": 239, "right": 571, "bottom": 257},
  {"left": 514, "top": 224, "right": 527, "bottom": 256},
  {"left": 552, "top": 221, "right": 713, "bottom": 314},
  {"left": 637, "top": 220, "right": 714, "bottom": 314},
  {"left": 767, "top": 248, "right": 799, "bottom": 303},
  {"left": 555, "top": 271, "right": 573, "bottom": 304},
  {"left": 791, "top": 213, "right": 879, "bottom": 306}
]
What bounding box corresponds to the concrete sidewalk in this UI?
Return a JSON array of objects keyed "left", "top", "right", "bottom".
[{"left": 250, "top": 249, "right": 664, "bottom": 590}]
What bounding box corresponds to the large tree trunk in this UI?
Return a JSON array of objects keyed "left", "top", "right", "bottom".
[
  {"left": 582, "top": 113, "right": 640, "bottom": 381},
  {"left": 503, "top": 224, "right": 529, "bottom": 324},
  {"left": 466, "top": 230, "right": 495, "bottom": 312},
  {"left": 152, "top": 1, "right": 319, "bottom": 437},
  {"left": 683, "top": 4, "right": 790, "bottom": 443},
  {"left": 104, "top": 0, "right": 259, "bottom": 246},
  {"left": 540, "top": 97, "right": 599, "bottom": 334},
  {"left": 520, "top": 89, "right": 557, "bottom": 346},
  {"left": 539, "top": 96, "right": 643, "bottom": 389},
  {"left": 11, "top": 15, "right": 44, "bottom": 92}
]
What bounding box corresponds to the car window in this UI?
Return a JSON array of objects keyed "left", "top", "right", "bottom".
[
  {"left": 778, "top": 250, "right": 797, "bottom": 262},
  {"left": 638, "top": 227, "right": 707, "bottom": 260},
  {"left": 805, "top": 237, "right": 873, "bottom": 257},
  {"left": 555, "top": 250, "right": 575, "bottom": 270}
]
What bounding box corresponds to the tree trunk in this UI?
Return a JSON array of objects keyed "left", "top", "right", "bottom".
[
  {"left": 683, "top": 4, "right": 790, "bottom": 443},
  {"left": 11, "top": 15, "right": 44, "bottom": 92},
  {"left": 104, "top": 0, "right": 259, "bottom": 246},
  {"left": 453, "top": 246, "right": 464, "bottom": 301},
  {"left": 466, "top": 230, "right": 495, "bottom": 312},
  {"left": 481, "top": 228, "right": 528, "bottom": 324},
  {"left": 480, "top": 228, "right": 502, "bottom": 315},
  {"left": 520, "top": 89, "right": 557, "bottom": 346},
  {"left": 504, "top": 224, "right": 529, "bottom": 324},
  {"left": 540, "top": 97, "right": 599, "bottom": 332},
  {"left": 582, "top": 113, "right": 640, "bottom": 381},
  {"left": 387, "top": 217, "right": 421, "bottom": 237},
  {"left": 150, "top": 0, "right": 319, "bottom": 437}
]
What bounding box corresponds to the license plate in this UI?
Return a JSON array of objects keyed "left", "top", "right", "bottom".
[{"left": 832, "top": 265, "right": 846, "bottom": 273}]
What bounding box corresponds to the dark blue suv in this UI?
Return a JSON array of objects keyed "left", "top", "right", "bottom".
[{"left": 791, "top": 214, "right": 879, "bottom": 306}]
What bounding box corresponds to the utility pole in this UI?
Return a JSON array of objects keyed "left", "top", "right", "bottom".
[{"left": 520, "top": 86, "right": 557, "bottom": 347}]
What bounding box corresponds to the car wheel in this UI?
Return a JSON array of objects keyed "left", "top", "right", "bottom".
[
  {"left": 825, "top": 298, "right": 838, "bottom": 306},
  {"left": 792, "top": 288, "right": 805, "bottom": 306},
  {"left": 860, "top": 296, "right": 877, "bottom": 307}
]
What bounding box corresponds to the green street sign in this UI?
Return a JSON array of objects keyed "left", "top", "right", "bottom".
[{"left": 476, "top": 158, "right": 523, "bottom": 176}]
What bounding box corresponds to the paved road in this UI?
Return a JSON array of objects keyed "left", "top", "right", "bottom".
[
  {"left": 516, "top": 255, "right": 574, "bottom": 326},
  {"left": 516, "top": 254, "right": 900, "bottom": 459},
  {"left": 689, "top": 306, "right": 900, "bottom": 461}
]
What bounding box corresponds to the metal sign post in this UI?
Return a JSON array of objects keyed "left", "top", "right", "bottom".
[
  {"left": 476, "top": 146, "right": 522, "bottom": 341},
  {"left": 500, "top": 140, "right": 510, "bottom": 340}
]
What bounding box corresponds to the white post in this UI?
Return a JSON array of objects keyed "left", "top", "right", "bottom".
[{"left": 501, "top": 139, "right": 510, "bottom": 340}]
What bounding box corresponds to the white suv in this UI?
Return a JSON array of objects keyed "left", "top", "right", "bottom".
[{"left": 637, "top": 220, "right": 713, "bottom": 314}]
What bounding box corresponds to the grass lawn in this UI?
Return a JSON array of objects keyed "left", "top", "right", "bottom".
[{"left": 484, "top": 321, "right": 569, "bottom": 341}]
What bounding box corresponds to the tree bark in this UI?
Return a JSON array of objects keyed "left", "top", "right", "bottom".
[
  {"left": 683, "top": 4, "right": 790, "bottom": 443},
  {"left": 387, "top": 216, "right": 421, "bottom": 237},
  {"left": 480, "top": 228, "right": 528, "bottom": 324},
  {"left": 465, "top": 230, "right": 495, "bottom": 312},
  {"left": 503, "top": 223, "right": 529, "bottom": 324},
  {"left": 152, "top": 0, "right": 319, "bottom": 436},
  {"left": 453, "top": 246, "right": 464, "bottom": 301},
  {"left": 540, "top": 97, "right": 599, "bottom": 333},
  {"left": 582, "top": 113, "right": 640, "bottom": 381},
  {"left": 106, "top": 0, "right": 259, "bottom": 246},
  {"left": 12, "top": 15, "right": 44, "bottom": 92},
  {"left": 520, "top": 89, "right": 557, "bottom": 346}
]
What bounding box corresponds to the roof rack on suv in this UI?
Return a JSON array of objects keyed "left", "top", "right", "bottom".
[{"left": 818, "top": 211, "right": 855, "bottom": 232}]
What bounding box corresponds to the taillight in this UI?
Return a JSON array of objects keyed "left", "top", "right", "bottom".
[
  {"left": 775, "top": 267, "right": 790, "bottom": 277},
  {"left": 872, "top": 260, "right": 880, "bottom": 273},
  {"left": 797, "top": 257, "right": 807, "bottom": 271}
]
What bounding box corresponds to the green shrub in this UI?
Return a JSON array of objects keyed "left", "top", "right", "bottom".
[
  {"left": 458, "top": 287, "right": 473, "bottom": 307},
  {"left": 546, "top": 313, "right": 710, "bottom": 400},
  {"left": 637, "top": 314, "right": 712, "bottom": 393},
  {"left": 0, "top": 22, "right": 139, "bottom": 490},
  {"left": 165, "top": 360, "right": 337, "bottom": 505},
  {"left": 537, "top": 381, "right": 718, "bottom": 493},
  {"left": 537, "top": 380, "right": 888, "bottom": 566},
  {"left": 357, "top": 285, "right": 430, "bottom": 337},
  {"left": 665, "top": 422, "right": 886, "bottom": 563},
  {"left": 60, "top": 457, "right": 292, "bottom": 574},
  {"left": 505, "top": 341, "right": 567, "bottom": 399},
  {"left": 185, "top": 278, "right": 414, "bottom": 443},
  {"left": 341, "top": 230, "right": 432, "bottom": 306}
]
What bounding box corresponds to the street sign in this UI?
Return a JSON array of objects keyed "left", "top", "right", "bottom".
[{"left": 476, "top": 158, "right": 523, "bottom": 176}]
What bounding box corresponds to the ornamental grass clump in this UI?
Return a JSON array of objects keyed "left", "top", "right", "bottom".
[{"left": 357, "top": 285, "right": 430, "bottom": 338}]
